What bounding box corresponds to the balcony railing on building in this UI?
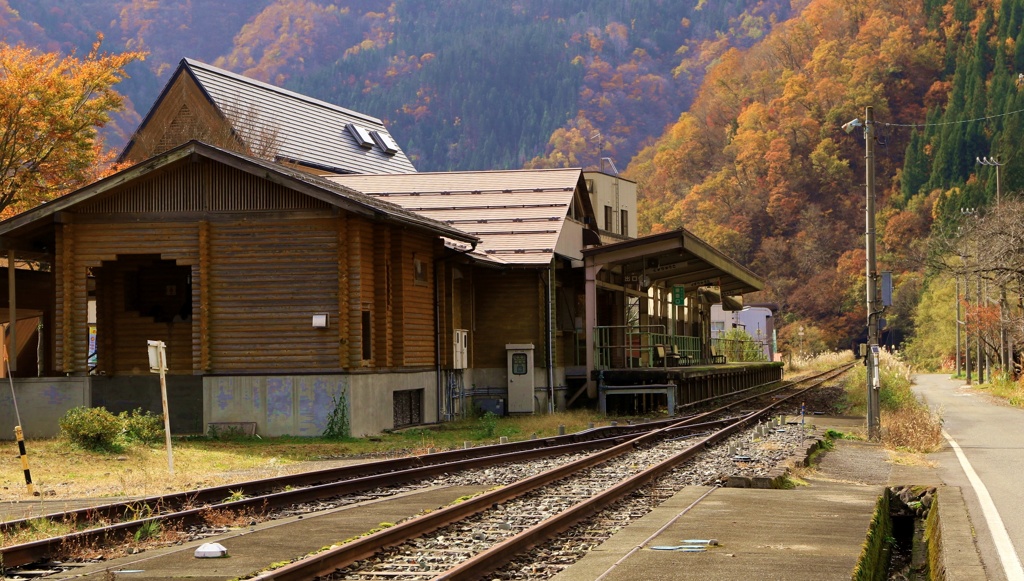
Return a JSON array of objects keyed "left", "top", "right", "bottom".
[{"left": 594, "top": 325, "right": 769, "bottom": 369}]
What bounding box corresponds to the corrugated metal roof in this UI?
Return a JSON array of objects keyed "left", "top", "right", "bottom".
[
  {"left": 181, "top": 59, "right": 417, "bottom": 174},
  {"left": 327, "top": 168, "right": 586, "bottom": 266}
]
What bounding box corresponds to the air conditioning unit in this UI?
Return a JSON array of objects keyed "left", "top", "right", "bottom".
[{"left": 453, "top": 329, "right": 469, "bottom": 369}]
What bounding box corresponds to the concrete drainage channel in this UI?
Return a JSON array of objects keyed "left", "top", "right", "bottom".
[
  {"left": 723, "top": 431, "right": 943, "bottom": 580},
  {"left": 854, "top": 485, "right": 940, "bottom": 581}
]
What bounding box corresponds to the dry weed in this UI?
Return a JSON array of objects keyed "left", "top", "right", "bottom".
[
  {"left": 785, "top": 350, "right": 855, "bottom": 376},
  {"left": 200, "top": 499, "right": 266, "bottom": 528},
  {"left": 882, "top": 404, "right": 943, "bottom": 453}
]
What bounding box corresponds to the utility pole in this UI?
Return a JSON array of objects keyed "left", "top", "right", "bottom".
[
  {"left": 978, "top": 156, "right": 1008, "bottom": 374},
  {"left": 864, "top": 106, "right": 880, "bottom": 440},
  {"left": 978, "top": 270, "right": 985, "bottom": 384},
  {"left": 964, "top": 265, "right": 972, "bottom": 385},
  {"left": 961, "top": 207, "right": 983, "bottom": 384},
  {"left": 955, "top": 275, "right": 961, "bottom": 377}
]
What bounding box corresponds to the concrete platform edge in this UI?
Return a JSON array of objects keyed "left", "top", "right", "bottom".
[{"left": 937, "top": 485, "right": 988, "bottom": 580}]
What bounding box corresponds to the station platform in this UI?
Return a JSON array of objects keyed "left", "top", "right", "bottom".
[
  {"left": 597, "top": 361, "right": 784, "bottom": 414},
  {"left": 552, "top": 416, "right": 987, "bottom": 581}
]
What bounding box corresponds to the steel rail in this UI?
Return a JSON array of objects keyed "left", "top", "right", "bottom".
[
  {"left": 250, "top": 363, "right": 851, "bottom": 581},
  {"left": 0, "top": 416, "right": 740, "bottom": 568},
  {"left": 1, "top": 366, "right": 837, "bottom": 570},
  {"left": 439, "top": 363, "right": 855, "bottom": 579},
  {"left": 0, "top": 373, "right": 792, "bottom": 538},
  {"left": 0, "top": 414, "right": 690, "bottom": 536},
  {"left": 435, "top": 363, "right": 854, "bottom": 580}
]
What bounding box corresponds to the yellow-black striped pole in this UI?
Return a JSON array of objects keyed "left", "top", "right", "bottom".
[{"left": 14, "top": 424, "right": 34, "bottom": 496}]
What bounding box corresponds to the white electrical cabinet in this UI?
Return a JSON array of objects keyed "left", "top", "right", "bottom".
[
  {"left": 506, "top": 343, "right": 535, "bottom": 413},
  {"left": 453, "top": 329, "right": 469, "bottom": 369}
]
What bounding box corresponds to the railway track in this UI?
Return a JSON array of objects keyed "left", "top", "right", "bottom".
[
  {"left": 254, "top": 362, "right": 853, "bottom": 580},
  {"left": 1, "top": 362, "right": 852, "bottom": 577}
]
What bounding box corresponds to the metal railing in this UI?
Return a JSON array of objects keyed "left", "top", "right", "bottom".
[{"left": 594, "top": 325, "right": 701, "bottom": 369}]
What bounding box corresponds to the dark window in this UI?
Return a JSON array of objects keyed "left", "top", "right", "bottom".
[
  {"left": 414, "top": 258, "right": 427, "bottom": 284},
  {"left": 604, "top": 206, "right": 613, "bottom": 231},
  {"left": 362, "top": 310, "right": 372, "bottom": 360},
  {"left": 393, "top": 389, "right": 423, "bottom": 427},
  {"left": 123, "top": 258, "right": 191, "bottom": 323},
  {"left": 620, "top": 209, "right": 629, "bottom": 236}
]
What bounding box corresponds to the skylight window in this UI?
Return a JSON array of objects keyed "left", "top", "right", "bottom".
[
  {"left": 370, "top": 130, "right": 399, "bottom": 155},
  {"left": 346, "top": 123, "right": 374, "bottom": 148}
]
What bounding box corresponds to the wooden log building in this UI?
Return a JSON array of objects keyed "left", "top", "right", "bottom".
[
  {"left": 0, "top": 58, "right": 777, "bottom": 439},
  {"left": 0, "top": 142, "right": 476, "bottom": 437}
]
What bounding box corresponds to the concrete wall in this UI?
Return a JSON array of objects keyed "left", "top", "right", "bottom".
[
  {"left": 203, "top": 370, "right": 438, "bottom": 437},
  {"left": 204, "top": 375, "right": 349, "bottom": 437},
  {"left": 0, "top": 377, "right": 90, "bottom": 439},
  {"left": 91, "top": 375, "right": 203, "bottom": 434},
  {"left": 348, "top": 370, "right": 438, "bottom": 436}
]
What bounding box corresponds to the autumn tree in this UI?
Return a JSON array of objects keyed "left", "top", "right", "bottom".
[
  {"left": 926, "top": 200, "right": 1024, "bottom": 371},
  {"left": 0, "top": 37, "right": 144, "bottom": 217}
]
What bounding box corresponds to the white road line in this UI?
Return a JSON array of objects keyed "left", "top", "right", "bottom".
[{"left": 943, "top": 429, "right": 1024, "bottom": 581}]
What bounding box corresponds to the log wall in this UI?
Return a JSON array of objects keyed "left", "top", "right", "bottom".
[{"left": 54, "top": 158, "right": 439, "bottom": 376}]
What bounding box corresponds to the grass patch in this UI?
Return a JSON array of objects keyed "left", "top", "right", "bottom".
[
  {"left": 0, "top": 516, "right": 76, "bottom": 547},
  {"left": 1, "top": 410, "right": 611, "bottom": 501},
  {"left": 776, "top": 469, "right": 811, "bottom": 489},
  {"left": 974, "top": 373, "right": 1024, "bottom": 407},
  {"left": 888, "top": 450, "right": 938, "bottom": 468}
]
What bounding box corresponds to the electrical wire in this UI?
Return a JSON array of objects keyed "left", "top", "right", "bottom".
[{"left": 876, "top": 106, "right": 1024, "bottom": 128}]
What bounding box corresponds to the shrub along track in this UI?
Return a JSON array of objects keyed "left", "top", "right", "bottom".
[{"left": 1, "top": 363, "right": 852, "bottom": 574}]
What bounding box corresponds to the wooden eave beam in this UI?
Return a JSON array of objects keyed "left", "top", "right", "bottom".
[
  {"left": 584, "top": 235, "right": 684, "bottom": 266},
  {"left": 681, "top": 233, "right": 763, "bottom": 292},
  {"left": 0, "top": 146, "right": 197, "bottom": 237}
]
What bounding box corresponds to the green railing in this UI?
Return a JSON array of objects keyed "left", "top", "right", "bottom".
[{"left": 594, "top": 326, "right": 701, "bottom": 369}]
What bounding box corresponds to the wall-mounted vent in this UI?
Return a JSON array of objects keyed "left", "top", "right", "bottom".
[
  {"left": 370, "top": 130, "right": 399, "bottom": 155},
  {"left": 346, "top": 123, "right": 374, "bottom": 149}
]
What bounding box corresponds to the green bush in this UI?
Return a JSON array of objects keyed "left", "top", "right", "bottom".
[
  {"left": 119, "top": 408, "right": 165, "bottom": 444},
  {"left": 59, "top": 406, "right": 166, "bottom": 451},
  {"left": 478, "top": 411, "right": 499, "bottom": 438},
  {"left": 59, "top": 406, "right": 123, "bottom": 451}
]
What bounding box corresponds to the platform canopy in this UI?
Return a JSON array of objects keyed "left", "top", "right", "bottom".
[{"left": 581, "top": 228, "right": 763, "bottom": 296}]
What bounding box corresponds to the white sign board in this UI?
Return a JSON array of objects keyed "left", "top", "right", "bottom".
[{"left": 148, "top": 340, "right": 167, "bottom": 372}]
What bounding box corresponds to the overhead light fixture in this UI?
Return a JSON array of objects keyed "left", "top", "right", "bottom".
[
  {"left": 312, "top": 313, "right": 329, "bottom": 328},
  {"left": 842, "top": 118, "right": 862, "bottom": 134}
]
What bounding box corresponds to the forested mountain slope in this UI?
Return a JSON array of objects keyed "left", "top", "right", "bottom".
[
  {"left": 627, "top": 0, "right": 1024, "bottom": 353},
  {"left": 0, "top": 0, "right": 788, "bottom": 171}
]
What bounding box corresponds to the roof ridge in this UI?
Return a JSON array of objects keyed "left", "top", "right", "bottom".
[
  {"left": 334, "top": 167, "right": 583, "bottom": 178},
  {"left": 183, "top": 58, "right": 383, "bottom": 125}
]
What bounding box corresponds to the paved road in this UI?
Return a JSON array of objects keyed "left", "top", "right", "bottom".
[{"left": 913, "top": 373, "right": 1024, "bottom": 581}]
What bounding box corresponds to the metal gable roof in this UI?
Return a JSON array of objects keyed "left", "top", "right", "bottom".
[
  {"left": 326, "top": 168, "right": 590, "bottom": 266},
  {"left": 173, "top": 59, "right": 417, "bottom": 174},
  {"left": 0, "top": 142, "right": 474, "bottom": 246}
]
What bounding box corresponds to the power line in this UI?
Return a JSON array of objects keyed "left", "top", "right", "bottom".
[{"left": 877, "top": 106, "right": 1024, "bottom": 128}]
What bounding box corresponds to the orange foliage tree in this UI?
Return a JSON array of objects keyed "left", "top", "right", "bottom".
[{"left": 0, "top": 37, "right": 144, "bottom": 217}]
